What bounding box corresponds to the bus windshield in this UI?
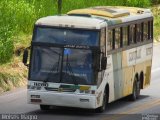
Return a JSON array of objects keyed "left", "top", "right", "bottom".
[
  {"left": 33, "top": 27, "right": 99, "bottom": 46},
  {"left": 30, "top": 46, "right": 98, "bottom": 85}
]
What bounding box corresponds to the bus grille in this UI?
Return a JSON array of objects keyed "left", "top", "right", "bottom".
[{"left": 45, "top": 87, "right": 76, "bottom": 92}]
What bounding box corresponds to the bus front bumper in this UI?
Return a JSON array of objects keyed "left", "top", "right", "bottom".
[{"left": 28, "top": 90, "right": 97, "bottom": 109}]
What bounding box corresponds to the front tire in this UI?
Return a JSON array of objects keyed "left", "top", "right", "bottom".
[
  {"left": 95, "top": 89, "right": 108, "bottom": 113},
  {"left": 40, "top": 105, "right": 50, "bottom": 110}
]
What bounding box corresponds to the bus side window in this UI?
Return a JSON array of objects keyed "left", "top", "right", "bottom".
[
  {"left": 107, "top": 29, "right": 113, "bottom": 51},
  {"left": 148, "top": 20, "right": 153, "bottom": 40},
  {"left": 127, "top": 26, "right": 130, "bottom": 45},
  {"left": 123, "top": 26, "right": 128, "bottom": 46},
  {"left": 151, "top": 20, "right": 153, "bottom": 40},
  {"left": 136, "top": 23, "right": 142, "bottom": 42},
  {"left": 115, "top": 28, "right": 120, "bottom": 49},
  {"left": 148, "top": 21, "right": 151, "bottom": 40},
  {"left": 120, "top": 27, "right": 123, "bottom": 48},
  {"left": 129, "top": 25, "right": 136, "bottom": 44},
  {"left": 100, "top": 28, "right": 106, "bottom": 53},
  {"left": 143, "top": 21, "right": 148, "bottom": 41},
  {"left": 141, "top": 22, "right": 144, "bottom": 42}
]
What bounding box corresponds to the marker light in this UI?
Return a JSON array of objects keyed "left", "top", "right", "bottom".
[{"left": 64, "top": 48, "right": 72, "bottom": 55}]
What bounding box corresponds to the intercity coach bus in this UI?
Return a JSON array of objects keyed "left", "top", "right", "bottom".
[{"left": 23, "top": 6, "right": 153, "bottom": 112}]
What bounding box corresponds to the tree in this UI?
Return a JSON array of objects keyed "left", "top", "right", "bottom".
[{"left": 58, "top": 0, "right": 62, "bottom": 14}]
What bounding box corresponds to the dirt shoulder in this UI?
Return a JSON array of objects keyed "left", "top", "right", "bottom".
[{"left": 0, "top": 57, "right": 27, "bottom": 93}]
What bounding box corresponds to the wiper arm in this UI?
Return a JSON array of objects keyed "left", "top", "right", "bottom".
[
  {"left": 64, "top": 54, "right": 78, "bottom": 85},
  {"left": 43, "top": 50, "right": 62, "bottom": 83}
]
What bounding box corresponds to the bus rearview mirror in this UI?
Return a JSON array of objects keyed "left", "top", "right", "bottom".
[
  {"left": 101, "top": 57, "right": 107, "bottom": 70},
  {"left": 23, "top": 49, "right": 29, "bottom": 66}
]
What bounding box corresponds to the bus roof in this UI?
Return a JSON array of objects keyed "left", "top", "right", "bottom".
[
  {"left": 68, "top": 6, "right": 153, "bottom": 26},
  {"left": 35, "top": 15, "right": 106, "bottom": 29},
  {"left": 36, "top": 6, "right": 153, "bottom": 29}
]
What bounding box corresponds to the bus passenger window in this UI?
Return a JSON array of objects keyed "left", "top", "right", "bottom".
[
  {"left": 100, "top": 28, "right": 106, "bottom": 53},
  {"left": 115, "top": 28, "right": 120, "bottom": 49},
  {"left": 151, "top": 20, "right": 153, "bottom": 40},
  {"left": 144, "top": 21, "right": 148, "bottom": 41},
  {"left": 120, "top": 27, "right": 123, "bottom": 48},
  {"left": 136, "top": 23, "right": 142, "bottom": 42},
  {"left": 123, "top": 26, "right": 128, "bottom": 46},
  {"left": 129, "top": 25, "right": 136, "bottom": 44},
  {"left": 100, "top": 28, "right": 106, "bottom": 46},
  {"left": 141, "top": 23, "right": 144, "bottom": 42},
  {"left": 148, "top": 21, "right": 151, "bottom": 40},
  {"left": 107, "top": 30, "right": 113, "bottom": 51},
  {"left": 148, "top": 20, "right": 153, "bottom": 40}
]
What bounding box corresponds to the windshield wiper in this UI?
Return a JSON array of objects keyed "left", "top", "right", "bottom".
[
  {"left": 64, "top": 54, "right": 78, "bottom": 85},
  {"left": 43, "top": 50, "right": 62, "bottom": 83}
]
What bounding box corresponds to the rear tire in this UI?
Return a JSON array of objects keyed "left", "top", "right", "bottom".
[
  {"left": 40, "top": 105, "right": 50, "bottom": 110},
  {"left": 129, "top": 77, "right": 140, "bottom": 101}
]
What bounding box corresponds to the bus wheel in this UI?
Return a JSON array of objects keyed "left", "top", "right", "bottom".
[
  {"left": 95, "top": 90, "right": 107, "bottom": 113},
  {"left": 40, "top": 105, "right": 50, "bottom": 110},
  {"left": 136, "top": 80, "right": 140, "bottom": 99},
  {"left": 129, "top": 77, "right": 140, "bottom": 101}
]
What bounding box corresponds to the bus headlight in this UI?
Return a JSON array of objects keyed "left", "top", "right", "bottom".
[{"left": 79, "top": 90, "right": 95, "bottom": 94}]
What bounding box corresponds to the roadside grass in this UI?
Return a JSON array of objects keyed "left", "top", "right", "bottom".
[
  {"left": 0, "top": 33, "right": 31, "bottom": 93},
  {"left": 151, "top": 5, "right": 160, "bottom": 41},
  {"left": 0, "top": 56, "right": 27, "bottom": 93}
]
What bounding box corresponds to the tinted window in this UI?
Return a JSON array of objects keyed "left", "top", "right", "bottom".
[
  {"left": 148, "top": 20, "right": 153, "bottom": 40},
  {"left": 130, "top": 25, "right": 136, "bottom": 44},
  {"left": 100, "top": 28, "right": 106, "bottom": 53},
  {"left": 34, "top": 27, "right": 99, "bottom": 46},
  {"left": 115, "top": 28, "right": 120, "bottom": 49},
  {"left": 123, "top": 26, "right": 128, "bottom": 46},
  {"left": 30, "top": 46, "right": 97, "bottom": 85},
  {"left": 107, "top": 30, "right": 113, "bottom": 51},
  {"left": 144, "top": 21, "right": 148, "bottom": 41},
  {"left": 136, "top": 23, "right": 142, "bottom": 42}
]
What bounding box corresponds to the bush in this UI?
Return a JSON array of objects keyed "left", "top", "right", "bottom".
[
  {"left": 0, "top": 22, "right": 14, "bottom": 64},
  {"left": 0, "top": 0, "right": 36, "bottom": 64},
  {"left": 0, "top": 29, "right": 14, "bottom": 64},
  {"left": 61, "top": 0, "right": 151, "bottom": 13},
  {"left": 3, "top": 0, "right": 36, "bottom": 33},
  {"left": 125, "top": 0, "right": 151, "bottom": 7},
  {"left": 151, "top": 0, "right": 160, "bottom": 4}
]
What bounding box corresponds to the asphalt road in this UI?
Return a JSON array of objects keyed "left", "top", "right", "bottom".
[{"left": 0, "top": 44, "right": 160, "bottom": 120}]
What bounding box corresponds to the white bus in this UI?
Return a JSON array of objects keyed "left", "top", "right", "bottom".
[{"left": 23, "top": 6, "right": 153, "bottom": 112}]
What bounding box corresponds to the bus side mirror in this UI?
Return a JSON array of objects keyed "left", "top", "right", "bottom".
[
  {"left": 23, "top": 49, "right": 29, "bottom": 66},
  {"left": 101, "top": 57, "right": 107, "bottom": 70}
]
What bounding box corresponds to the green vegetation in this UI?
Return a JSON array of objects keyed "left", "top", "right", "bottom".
[
  {"left": 152, "top": 0, "right": 160, "bottom": 4},
  {"left": 61, "top": 0, "right": 151, "bottom": 13},
  {"left": 0, "top": 0, "right": 159, "bottom": 93},
  {"left": 0, "top": 57, "right": 27, "bottom": 92},
  {"left": 0, "top": 72, "right": 26, "bottom": 92},
  {"left": 152, "top": 6, "right": 160, "bottom": 40}
]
